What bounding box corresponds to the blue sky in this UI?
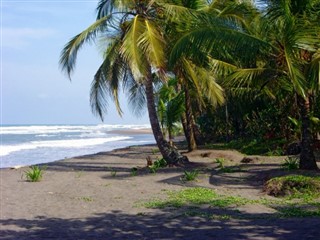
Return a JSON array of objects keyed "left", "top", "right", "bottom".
[{"left": 1, "top": 0, "right": 149, "bottom": 125}]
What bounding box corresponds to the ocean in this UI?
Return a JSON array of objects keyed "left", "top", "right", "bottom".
[{"left": 0, "top": 124, "right": 155, "bottom": 169}]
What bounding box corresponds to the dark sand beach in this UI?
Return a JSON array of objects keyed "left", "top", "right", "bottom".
[{"left": 1, "top": 143, "right": 320, "bottom": 240}]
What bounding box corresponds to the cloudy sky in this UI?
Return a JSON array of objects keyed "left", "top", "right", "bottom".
[{"left": 1, "top": 0, "right": 149, "bottom": 125}]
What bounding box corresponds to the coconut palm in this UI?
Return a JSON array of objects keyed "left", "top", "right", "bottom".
[
  {"left": 171, "top": 0, "right": 320, "bottom": 169},
  {"left": 157, "top": 78, "right": 185, "bottom": 145},
  {"left": 60, "top": 0, "right": 189, "bottom": 164},
  {"left": 164, "top": 0, "right": 226, "bottom": 151}
]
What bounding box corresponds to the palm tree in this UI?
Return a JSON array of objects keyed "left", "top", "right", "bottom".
[
  {"left": 157, "top": 78, "right": 185, "bottom": 145},
  {"left": 171, "top": 0, "right": 320, "bottom": 169},
  {"left": 163, "top": 0, "right": 226, "bottom": 151},
  {"left": 60, "top": 0, "right": 188, "bottom": 164}
]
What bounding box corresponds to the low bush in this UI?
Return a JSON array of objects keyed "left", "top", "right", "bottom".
[
  {"left": 264, "top": 175, "right": 320, "bottom": 198},
  {"left": 281, "top": 156, "right": 299, "bottom": 170},
  {"left": 181, "top": 170, "right": 199, "bottom": 181},
  {"left": 149, "top": 158, "right": 167, "bottom": 173}
]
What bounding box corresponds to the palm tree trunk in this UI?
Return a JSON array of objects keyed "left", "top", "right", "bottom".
[
  {"left": 297, "top": 95, "right": 318, "bottom": 170},
  {"left": 181, "top": 113, "right": 190, "bottom": 144},
  {"left": 184, "top": 86, "right": 197, "bottom": 151},
  {"left": 145, "top": 74, "right": 188, "bottom": 165}
]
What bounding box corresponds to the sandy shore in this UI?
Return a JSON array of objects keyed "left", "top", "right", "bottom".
[{"left": 1, "top": 144, "right": 320, "bottom": 239}]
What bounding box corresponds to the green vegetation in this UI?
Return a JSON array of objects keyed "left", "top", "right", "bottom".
[
  {"left": 181, "top": 170, "right": 199, "bottom": 182},
  {"left": 142, "top": 186, "right": 320, "bottom": 219},
  {"left": 214, "top": 158, "right": 241, "bottom": 173},
  {"left": 144, "top": 187, "right": 250, "bottom": 209},
  {"left": 151, "top": 149, "right": 159, "bottom": 155},
  {"left": 264, "top": 175, "right": 320, "bottom": 199},
  {"left": 60, "top": 0, "right": 320, "bottom": 170},
  {"left": 131, "top": 167, "right": 138, "bottom": 176},
  {"left": 24, "top": 165, "right": 44, "bottom": 182},
  {"left": 215, "top": 158, "right": 226, "bottom": 168},
  {"left": 277, "top": 205, "right": 320, "bottom": 218},
  {"left": 110, "top": 169, "right": 117, "bottom": 177},
  {"left": 77, "top": 196, "right": 93, "bottom": 202},
  {"left": 281, "top": 157, "right": 299, "bottom": 170},
  {"left": 208, "top": 139, "right": 285, "bottom": 156},
  {"left": 148, "top": 158, "right": 167, "bottom": 173}
]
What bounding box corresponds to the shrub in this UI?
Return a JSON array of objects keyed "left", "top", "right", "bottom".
[
  {"left": 264, "top": 175, "right": 320, "bottom": 198},
  {"left": 181, "top": 170, "right": 199, "bottom": 181},
  {"left": 25, "top": 165, "right": 44, "bottom": 182},
  {"left": 215, "top": 158, "right": 225, "bottom": 169},
  {"left": 131, "top": 167, "right": 138, "bottom": 176},
  {"left": 281, "top": 156, "right": 299, "bottom": 170},
  {"left": 148, "top": 158, "right": 167, "bottom": 173}
]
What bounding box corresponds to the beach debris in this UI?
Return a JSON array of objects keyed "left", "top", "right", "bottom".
[
  {"left": 146, "top": 156, "right": 153, "bottom": 166},
  {"left": 200, "top": 152, "right": 211, "bottom": 158},
  {"left": 11, "top": 165, "right": 24, "bottom": 170},
  {"left": 241, "top": 157, "right": 255, "bottom": 163}
]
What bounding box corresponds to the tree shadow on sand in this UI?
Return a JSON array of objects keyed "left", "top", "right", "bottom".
[{"left": 1, "top": 209, "right": 319, "bottom": 240}]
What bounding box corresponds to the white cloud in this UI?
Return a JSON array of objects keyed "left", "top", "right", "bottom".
[{"left": 2, "top": 27, "right": 56, "bottom": 49}]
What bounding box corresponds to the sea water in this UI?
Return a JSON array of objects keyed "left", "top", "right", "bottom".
[{"left": 0, "top": 124, "right": 155, "bottom": 168}]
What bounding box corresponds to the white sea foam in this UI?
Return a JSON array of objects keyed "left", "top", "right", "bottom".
[
  {"left": 0, "top": 136, "right": 132, "bottom": 156},
  {"left": 0, "top": 124, "right": 151, "bottom": 135}
]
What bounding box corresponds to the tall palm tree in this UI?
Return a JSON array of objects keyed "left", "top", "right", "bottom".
[
  {"left": 60, "top": 0, "right": 188, "bottom": 164},
  {"left": 164, "top": 0, "right": 226, "bottom": 151},
  {"left": 171, "top": 0, "right": 320, "bottom": 169}
]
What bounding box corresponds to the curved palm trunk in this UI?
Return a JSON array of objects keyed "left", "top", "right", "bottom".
[
  {"left": 184, "top": 86, "right": 197, "bottom": 151},
  {"left": 297, "top": 96, "right": 318, "bottom": 170},
  {"left": 145, "top": 74, "right": 188, "bottom": 165}
]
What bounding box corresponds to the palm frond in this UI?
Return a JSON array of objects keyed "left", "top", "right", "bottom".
[
  {"left": 160, "top": 3, "right": 199, "bottom": 21},
  {"left": 139, "top": 19, "right": 166, "bottom": 71},
  {"left": 120, "top": 15, "right": 147, "bottom": 81},
  {"left": 283, "top": 46, "right": 307, "bottom": 97},
  {"left": 170, "top": 24, "right": 272, "bottom": 67},
  {"left": 182, "top": 58, "right": 224, "bottom": 107},
  {"left": 96, "top": 0, "right": 133, "bottom": 19},
  {"left": 90, "top": 39, "right": 125, "bottom": 120},
  {"left": 225, "top": 67, "right": 274, "bottom": 89},
  {"left": 309, "top": 50, "right": 320, "bottom": 92},
  {"left": 208, "top": 57, "right": 237, "bottom": 76},
  {"left": 59, "top": 16, "right": 110, "bottom": 78},
  {"left": 126, "top": 80, "right": 147, "bottom": 117},
  {"left": 165, "top": 91, "right": 185, "bottom": 129}
]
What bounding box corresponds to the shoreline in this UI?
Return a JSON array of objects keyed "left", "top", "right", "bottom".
[
  {"left": 2, "top": 142, "right": 157, "bottom": 171},
  {"left": 0, "top": 127, "right": 155, "bottom": 170}
]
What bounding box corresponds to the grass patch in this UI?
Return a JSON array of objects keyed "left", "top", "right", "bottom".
[
  {"left": 144, "top": 187, "right": 250, "bottom": 209},
  {"left": 77, "top": 196, "right": 93, "bottom": 202},
  {"left": 24, "top": 165, "right": 45, "bottom": 182},
  {"left": 277, "top": 205, "right": 320, "bottom": 217},
  {"left": 141, "top": 187, "right": 320, "bottom": 219},
  {"left": 264, "top": 175, "right": 320, "bottom": 199}
]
